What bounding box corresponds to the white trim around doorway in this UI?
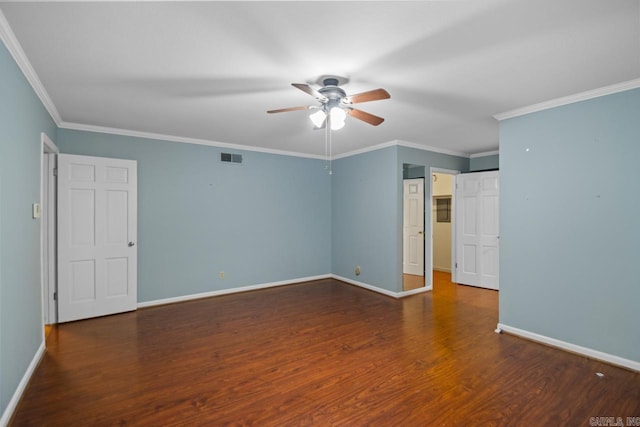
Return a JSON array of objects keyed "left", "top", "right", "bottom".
[
  {"left": 40, "top": 132, "right": 58, "bottom": 326},
  {"left": 430, "top": 168, "right": 459, "bottom": 283}
]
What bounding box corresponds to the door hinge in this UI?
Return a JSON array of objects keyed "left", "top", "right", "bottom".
[
  {"left": 53, "top": 291, "right": 57, "bottom": 301},
  {"left": 53, "top": 168, "right": 58, "bottom": 176},
  {"left": 455, "top": 262, "right": 458, "bottom": 269}
]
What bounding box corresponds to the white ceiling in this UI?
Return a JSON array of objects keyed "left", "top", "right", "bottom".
[{"left": 1, "top": 1, "right": 639, "bottom": 157}]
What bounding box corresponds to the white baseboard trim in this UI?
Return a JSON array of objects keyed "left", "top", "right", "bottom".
[
  {"left": 497, "top": 323, "right": 640, "bottom": 372},
  {"left": 1, "top": 342, "right": 46, "bottom": 427},
  {"left": 397, "top": 285, "right": 432, "bottom": 297},
  {"left": 138, "top": 273, "right": 435, "bottom": 309},
  {"left": 332, "top": 275, "right": 400, "bottom": 298},
  {"left": 331, "top": 275, "right": 432, "bottom": 298},
  {"left": 137, "top": 274, "right": 332, "bottom": 308}
]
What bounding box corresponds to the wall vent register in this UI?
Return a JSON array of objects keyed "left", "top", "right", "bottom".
[{"left": 221, "top": 153, "right": 243, "bottom": 164}]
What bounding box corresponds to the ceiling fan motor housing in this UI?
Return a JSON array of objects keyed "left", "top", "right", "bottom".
[
  {"left": 318, "top": 79, "right": 347, "bottom": 113},
  {"left": 319, "top": 85, "right": 346, "bottom": 102}
]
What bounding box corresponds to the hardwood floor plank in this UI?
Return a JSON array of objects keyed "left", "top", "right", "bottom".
[
  {"left": 10, "top": 275, "right": 640, "bottom": 426},
  {"left": 402, "top": 274, "right": 424, "bottom": 291}
]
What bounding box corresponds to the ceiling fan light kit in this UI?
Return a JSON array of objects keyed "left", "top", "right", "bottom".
[
  {"left": 309, "top": 109, "right": 327, "bottom": 128},
  {"left": 329, "top": 107, "right": 346, "bottom": 130},
  {"left": 310, "top": 107, "right": 347, "bottom": 130},
  {"left": 267, "top": 76, "right": 390, "bottom": 173},
  {"left": 267, "top": 76, "right": 390, "bottom": 128}
]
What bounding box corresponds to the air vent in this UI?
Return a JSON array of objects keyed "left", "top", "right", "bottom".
[{"left": 221, "top": 153, "right": 243, "bottom": 164}]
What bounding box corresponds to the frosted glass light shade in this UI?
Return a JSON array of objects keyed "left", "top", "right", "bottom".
[
  {"left": 309, "top": 109, "right": 327, "bottom": 128},
  {"left": 330, "top": 107, "right": 346, "bottom": 130}
]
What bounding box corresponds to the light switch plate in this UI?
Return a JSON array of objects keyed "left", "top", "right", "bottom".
[{"left": 32, "top": 203, "right": 41, "bottom": 219}]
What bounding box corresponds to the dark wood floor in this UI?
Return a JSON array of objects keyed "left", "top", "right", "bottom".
[
  {"left": 402, "top": 273, "right": 424, "bottom": 291},
  {"left": 11, "top": 272, "right": 640, "bottom": 426}
]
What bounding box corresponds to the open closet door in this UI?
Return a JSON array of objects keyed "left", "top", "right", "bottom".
[
  {"left": 455, "top": 171, "right": 499, "bottom": 290},
  {"left": 57, "top": 154, "right": 138, "bottom": 322}
]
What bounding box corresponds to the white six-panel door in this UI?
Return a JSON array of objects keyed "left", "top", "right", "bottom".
[
  {"left": 57, "top": 154, "right": 137, "bottom": 322},
  {"left": 455, "top": 171, "right": 499, "bottom": 290},
  {"left": 403, "top": 178, "right": 425, "bottom": 276}
]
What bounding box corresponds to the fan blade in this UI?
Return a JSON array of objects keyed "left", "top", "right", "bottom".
[
  {"left": 267, "top": 106, "right": 311, "bottom": 114},
  {"left": 343, "top": 88, "right": 390, "bottom": 104},
  {"left": 292, "top": 83, "right": 328, "bottom": 102},
  {"left": 347, "top": 108, "right": 385, "bottom": 126}
]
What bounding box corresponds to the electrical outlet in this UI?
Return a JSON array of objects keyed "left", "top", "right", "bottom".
[
  {"left": 355, "top": 265, "right": 361, "bottom": 276},
  {"left": 219, "top": 271, "right": 225, "bottom": 279}
]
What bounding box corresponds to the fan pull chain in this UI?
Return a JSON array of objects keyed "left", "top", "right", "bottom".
[
  {"left": 326, "top": 113, "right": 332, "bottom": 175},
  {"left": 325, "top": 116, "right": 329, "bottom": 172},
  {"left": 329, "top": 131, "right": 332, "bottom": 175}
]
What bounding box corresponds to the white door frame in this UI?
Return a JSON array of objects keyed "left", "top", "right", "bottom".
[
  {"left": 430, "top": 167, "right": 459, "bottom": 283},
  {"left": 40, "top": 132, "right": 58, "bottom": 325}
]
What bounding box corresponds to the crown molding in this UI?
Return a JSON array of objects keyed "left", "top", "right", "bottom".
[
  {"left": 395, "top": 140, "right": 470, "bottom": 158},
  {"left": 58, "top": 121, "right": 476, "bottom": 162},
  {"left": 59, "top": 121, "right": 327, "bottom": 160},
  {"left": 470, "top": 150, "right": 499, "bottom": 158},
  {"left": 0, "top": 9, "right": 62, "bottom": 124},
  {"left": 332, "top": 139, "right": 472, "bottom": 161},
  {"left": 494, "top": 78, "right": 640, "bottom": 121},
  {"left": 58, "top": 120, "right": 476, "bottom": 162},
  {"left": 331, "top": 140, "right": 399, "bottom": 160}
]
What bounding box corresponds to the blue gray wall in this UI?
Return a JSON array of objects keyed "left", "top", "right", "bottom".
[
  {"left": 469, "top": 154, "right": 499, "bottom": 171},
  {"left": 403, "top": 164, "right": 425, "bottom": 179},
  {"left": 398, "top": 146, "right": 469, "bottom": 288},
  {"left": 56, "top": 129, "right": 332, "bottom": 303},
  {"left": 331, "top": 146, "right": 400, "bottom": 291},
  {"left": 331, "top": 145, "right": 469, "bottom": 293},
  {"left": 499, "top": 88, "right": 640, "bottom": 363},
  {"left": 0, "top": 41, "right": 57, "bottom": 416}
]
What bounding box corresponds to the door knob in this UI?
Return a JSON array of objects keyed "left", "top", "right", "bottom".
[{"left": 128, "top": 241, "right": 135, "bottom": 247}]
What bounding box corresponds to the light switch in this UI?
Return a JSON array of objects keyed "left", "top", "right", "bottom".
[{"left": 32, "top": 203, "right": 41, "bottom": 219}]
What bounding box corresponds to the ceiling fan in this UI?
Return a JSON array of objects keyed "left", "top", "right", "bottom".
[{"left": 267, "top": 76, "right": 390, "bottom": 130}]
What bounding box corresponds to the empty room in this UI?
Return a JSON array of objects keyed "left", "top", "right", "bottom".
[{"left": 1, "top": 1, "right": 639, "bottom": 425}]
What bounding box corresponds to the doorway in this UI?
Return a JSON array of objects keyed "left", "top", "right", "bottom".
[
  {"left": 402, "top": 164, "right": 425, "bottom": 291},
  {"left": 431, "top": 172, "right": 454, "bottom": 274},
  {"left": 430, "top": 169, "right": 458, "bottom": 290},
  {"left": 40, "top": 133, "right": 58, "bottom": 328}
]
